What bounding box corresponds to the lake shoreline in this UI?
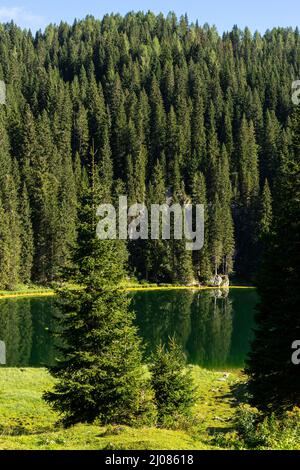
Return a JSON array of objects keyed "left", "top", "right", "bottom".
[{"left": 0, "top": 285, "right": 256, "bottom": 300}]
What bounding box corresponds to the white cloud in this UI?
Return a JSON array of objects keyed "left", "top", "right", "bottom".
[{"left": 0, "top": 6, "right": 45, "bottom": 30}]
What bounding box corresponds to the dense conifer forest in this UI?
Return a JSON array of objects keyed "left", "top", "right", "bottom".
[{"left": 0, "top": 12, "right": 299, "bottom": 288}]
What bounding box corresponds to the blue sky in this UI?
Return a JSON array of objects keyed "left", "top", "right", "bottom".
[{"left": 0, "top": 0, "right": 299, "bottom": 34}]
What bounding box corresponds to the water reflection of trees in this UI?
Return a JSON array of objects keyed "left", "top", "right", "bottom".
[
  {"left": 0, "top": 298, "right": 56, "bottom": 367},
  {"left": 187, "top": 290, "right": 233, "bottom": 369},
  {"left": 132, "top": 289, "right": 234, "bottom": 369},
  {"left": 0, "top": 291, "right": 255, "bottom": 369}
]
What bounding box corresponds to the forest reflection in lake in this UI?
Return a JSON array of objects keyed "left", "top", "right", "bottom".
[{"left": 0, "top": 288, "right": 258, "bottom": 369}]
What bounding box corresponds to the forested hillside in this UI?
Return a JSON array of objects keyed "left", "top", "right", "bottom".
[{"left": 0, "top": 12, "right": 299, "bottom": 288}]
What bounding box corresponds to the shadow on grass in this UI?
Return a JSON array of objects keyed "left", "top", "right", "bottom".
[
  {"left": 0, "top": 422, "right": 57, "bottom": 437},
  {"left": 206, "top": 380, "right": 249, "bottom": 437}
]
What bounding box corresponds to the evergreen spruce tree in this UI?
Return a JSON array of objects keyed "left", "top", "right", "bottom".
[
  {"left": 0, "top": 198, "right": 11, "bottom": 289},
  {"left": 146, "top": 159, "right": 172, "bottom": 282},
  {"left": 87, "top": 78, "right": 107, "bottom": 152},
  {"left": 206, "top": 102, "right": 220, "bottom": 201},
  {"left": 259, "top": 179, "right": 273, "bottom": 239},
  {"left": 235, "top": 116, "right": 260, "bottom": 278},
  {"left": 191, "top": 172, "right": 212, "bottom": 282},
  {"left": 109, "top": 74, "right": 127, "bottom": 179},
  {"left": 262, "top": 110, "right": 281, "bottom": 186},
  {"left": 44, "top": 173, "right": 153, "bottom": 427},
  {"left": 210, "top": 195, "right": 224, "bottom": 276},
  {"left": 222, "top": 103, "right": 234, "bottom": 160},
  {"left": 191, "top": 93, "right": 206, "bottom": 170},
  {"left": 31, "top": 112, "right": 60, "bottom": 283},
  {"left": 56, "top": 152, "right": 77, "bottom": 275},
  {"left": 217, "top": 146, "right": 235, "bottom": 274},
  {"left": 238, "top": 117, "right": 260, "bottom": 205},
  {"left": 166, "top": 106, "right": 178, "bottom": 168},
  {"left": 99, "top": 127, "right": 114, "bottom": 203},
  {"left": 0, "top": 113, "right": 21, "bottom": 288},
  {"left": 149, "top": 76, "right": 166, "bottom": 169},
  {"left": 246, "top": 107, "right": 300, "bottom": 413},
  {"left": 19, "top": 183, "right": 34, "bottom": 284},
  {"left": 171, "top": 157, "right": 194, "bottom": 285},
  {"left": 72, "top": 104, "right": 90, "bottom": 165}
]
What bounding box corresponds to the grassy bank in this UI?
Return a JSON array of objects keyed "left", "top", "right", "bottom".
[
  {"left": 0, "top": 285, "right": 55, "bottom": 300},
  {"left": 0, "top": 367, "right": 242, "bottom": 450}
]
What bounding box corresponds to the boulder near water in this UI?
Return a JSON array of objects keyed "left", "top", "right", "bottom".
[{"left": 208, "top": 275, "right": 230, "bottom": 287}]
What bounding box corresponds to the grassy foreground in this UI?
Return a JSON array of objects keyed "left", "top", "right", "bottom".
[
  {"left": 1, "top": 368, "right": 299, "bottom": 450},
  {"left": 0, "top": 367, "right": 243, "bottom": 450}
]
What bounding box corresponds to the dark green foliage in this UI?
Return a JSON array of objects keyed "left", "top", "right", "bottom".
[
  {"left": 0, "top": 15, "right": 299, "bottom": 286},
  {"left": 210, "top": 146, "right": 235, "bottom": 275},
  {"left": 0, "top": 199, "right": 10, "bottom": 288},
  {"left": 259, "top": 179, "right": 273, "bottom": 239},
  {"left": 0, "top": 112, "right": 21, "bottom": 288},
  {"left": 19, "top": 184, "right": 34, "bottom": 284},
  {"left": 145, "top": 159, "right": 172, "bottom": 282},
  {"left": 191, "top": 172, "right": 212, "bottom": 281},
  {"left": 246, "top": 107, "right": 300, "bottom": 414},
  {"left": 149, "top": 338, "right": 195, "bottom": 426},
  {"left": 44, "top": 183, "right": 153, "bottom": 427},
  {"left": 234, "top": 117, "right": 260, "bottom": 278}
]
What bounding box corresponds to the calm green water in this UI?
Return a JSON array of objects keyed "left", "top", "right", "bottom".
[{"left": 0, "top": 289, "right": 258, "bottom": 370}]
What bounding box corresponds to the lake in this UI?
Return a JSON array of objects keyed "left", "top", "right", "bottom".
[{"left": 0, "top": 288, "right": 258, "bottom": 370}]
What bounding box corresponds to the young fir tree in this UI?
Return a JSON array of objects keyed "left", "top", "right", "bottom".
[
  {"left": 44, "top": 169, "right": 153, "bottom": 427},
  {"left": 246, "top": 107, "right": 300, "bottom": 413},
  {"left": 150, "top": 338, "right": 195, "bottom": 426}
]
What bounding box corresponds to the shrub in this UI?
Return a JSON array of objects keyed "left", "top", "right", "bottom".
[
  {"left": 149, "top": 338, "right": 195, "bottom": 427},
  {"left": 220, "top": 405, "right": 300, "bottom": 450}
]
